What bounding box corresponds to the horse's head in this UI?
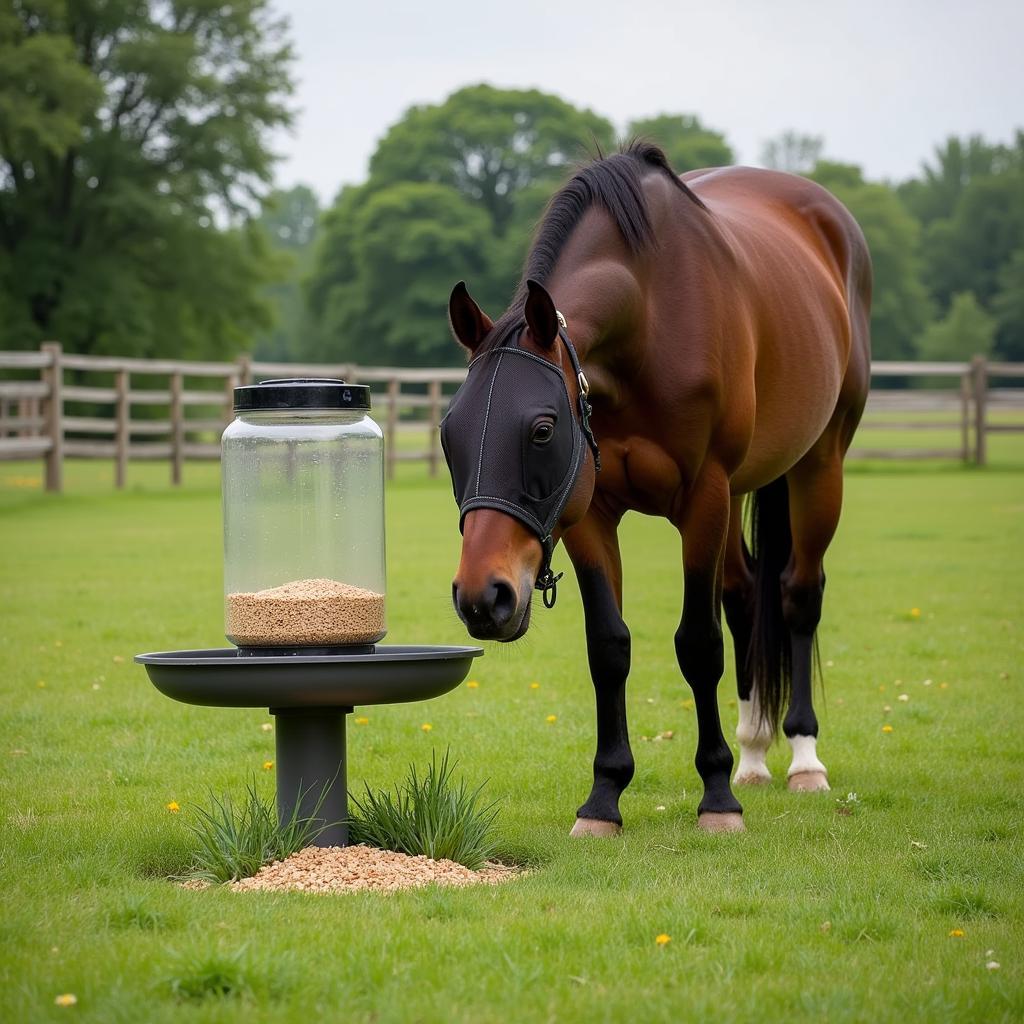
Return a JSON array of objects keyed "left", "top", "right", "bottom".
[{"left": 440, "top": 279, "right": 599, "bottom": 641}]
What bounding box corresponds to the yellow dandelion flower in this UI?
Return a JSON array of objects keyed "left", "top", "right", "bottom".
[
  {"left": 166, "top": 801, "right": 180, "bottom": 813},
  {"left": 546, "top": 714, "right": 557, "bottom": 724},
  {"left": 37, "top": 680, "right": 46, "bottom": 688},
  {"left": 262, "top": 760, "right": 274, "bottom": 771},
  {"left": 882, "top": 724, "right": 893, "bottom": 734},
  {"left": 680, "top": 699, "right": 694, "bottom": 710},
  {"left": 354, "top": 716, "right": 369, "bottom": 725},
  {"left": 54, "top": 993, "right": 77, "bottom": 1007},
  {"left": 940, "top": 682, "right": 949, "bottom": 690},
  {"left": 54, "top": 640, "right": 63, "bottom": 648},
  {"left": 949, "top": 928, "right": 964, "bottom": 938},
  {"left": 655, "top": 933, "right": 671, "bottom": 946},
  {"left": 421, "top": 723, "right": 433, "bottom": 732},
  {"left": 910, "top": 608, "right": 921, "bottom": 619},
  {"left": 529, "top": 682, "right": 540, "bottom": 690},
  {"left": 467, "top": 681, "right": 479, "bottom": 689}
]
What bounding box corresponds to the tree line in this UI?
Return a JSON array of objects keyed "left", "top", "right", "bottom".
[{"left": 2, "top": 5, "right": 1021, "bottom": 368}]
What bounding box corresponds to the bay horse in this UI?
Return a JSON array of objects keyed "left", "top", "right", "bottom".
[{"left": 440, "top": 143, "right": 871, "bottom": 834}]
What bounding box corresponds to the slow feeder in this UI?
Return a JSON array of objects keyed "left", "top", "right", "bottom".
[{"left": 137, "top": 378, "right": 481, "bottom": 847}]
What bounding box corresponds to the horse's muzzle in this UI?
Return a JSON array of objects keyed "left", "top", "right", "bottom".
[{"left": 452, "top": 577, "right": 531, "bottom": 641}]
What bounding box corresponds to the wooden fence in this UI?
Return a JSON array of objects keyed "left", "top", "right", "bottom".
[{"left": 0, "top": 345, "right": 1022, "bottom": 492}]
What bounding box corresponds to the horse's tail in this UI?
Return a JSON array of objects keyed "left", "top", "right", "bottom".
[{"left": 747, "top": 476, "right": 792, "bottom": 732}]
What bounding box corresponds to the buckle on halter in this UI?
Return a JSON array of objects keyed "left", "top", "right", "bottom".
[
  {"left": 535, "top": 566, "right": 564, "bottom": 609},
  {"left": 577, "top": 370, "right": 590, "bottom": 398}
]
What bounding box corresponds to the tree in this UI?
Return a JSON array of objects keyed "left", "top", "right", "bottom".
[
  {"left": 308, "top": 86, "right": 615, "bottom": 366},
  {"left": 0, "top": 0, "right": 294, "bottom": 356},
  {"left": 992, "top": 248, "right": 1024, "bottom": 360},
  {"left": 368, "top": 84, "right": 614, "bottom": 236},
  {"left": 916, "top": 292, "right": 995, "bottom": 362},
  {"left": 307, "top": 182, "right": 492, "bottom": 366},
  {"left": 809, "top": 161, "right": 932, "bottom": 361},
  {"left": 918, "top": 170, "right": 1024, "bottom": 313},
  {"left": 626, "top": 114, "right": 733, "bottom": 172},
  {"left": 760, "top": 131, "right": 824, "bottom": 174},
  {"left": 898, "top": 134, "right": 1022, "bottom": 226},
  {"left": 253, "top": 185, "right": 320, "bottom": 361}
]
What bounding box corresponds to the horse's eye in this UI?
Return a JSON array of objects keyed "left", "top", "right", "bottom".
[{"left": 531, "top": 421, "right": 554, "bottom": 445}]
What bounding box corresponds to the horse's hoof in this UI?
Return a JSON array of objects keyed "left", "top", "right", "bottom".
[
  {"left": 697, "top": 811, "right": 745, "bottom": 833},
  {"left": 788, "top": 770, "right": 830, "bottom": 792},
  {"left": 570, "top": 817, "right": 622, "bottom": 838},
  {"left": 734, "top": 770, "right": 772, "bottom": 786}
]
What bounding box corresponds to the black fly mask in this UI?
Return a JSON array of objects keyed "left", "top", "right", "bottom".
[{"left": 440, "top": 318, "right": 600, "bottom": 608}]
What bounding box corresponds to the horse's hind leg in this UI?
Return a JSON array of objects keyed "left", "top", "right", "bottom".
[
  {"left": 723, "top": 497, "right": 774, "bottom": 785},
  {"left": 564, "top": 508, "right": 634, "bottom": 837},
  {"left": 781, "top": 448, "right": 845, "bottom": 792}
]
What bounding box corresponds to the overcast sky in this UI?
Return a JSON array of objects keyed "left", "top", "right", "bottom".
[{"left": 269, "top": 0, "right": 1024, "bottom": 204}]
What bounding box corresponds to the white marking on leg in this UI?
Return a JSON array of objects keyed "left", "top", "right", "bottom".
[
  {"left": 734, "top": 697, "right": 773, "bottom": 784},
  {"left": 787, "top": 734, "right": 827, "bottom": 778}
]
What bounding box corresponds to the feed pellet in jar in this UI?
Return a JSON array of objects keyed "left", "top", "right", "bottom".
[{"left": 226, "top": 577, "right": 385, "bottom": 646}]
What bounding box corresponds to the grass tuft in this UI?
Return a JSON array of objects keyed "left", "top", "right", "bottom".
[
  {"left": 108, "top": 896, "right": 167, "bottom": 931},
  {"left": 348, "top": 748, "right": 500, "bottom": 869},
  {"left": 184, "top": 774, "right": 337, "bottom": 883},
  {"left": 163, "top": 946, "right": 256, "bottom": 1001}
]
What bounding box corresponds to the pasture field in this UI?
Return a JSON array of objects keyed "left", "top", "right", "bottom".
[{"left": 1, "top": 455, "right": 1023, "bottom": 1023}]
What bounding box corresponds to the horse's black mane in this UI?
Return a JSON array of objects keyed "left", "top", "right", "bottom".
[{"left": 484, "top": 141, "right": 706, "bottom": 349}]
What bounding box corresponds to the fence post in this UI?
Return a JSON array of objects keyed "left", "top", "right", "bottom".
[
  {"left": 115, "top": 369, "right": 129, "bottom": 489},
  {"left": 41, "top": 341, "right": 63, "bottom": 493},
  {"left": 960, "top": 370, "right": 971, "bottom": 463},
  {"left": 170, "top": 371, "right": 184, "bottom": 485},
  {"left": 427, "top": 379, "right": 442, "bottom": 478},
  {"left": 386, "top": 377, "right": 399, "bottom": 480},
  {"left": 237, "top": 353, "right": 253, "bottom": 386},
  {"left": 971, "top": 355, "right": 988, "bottom": 466}
]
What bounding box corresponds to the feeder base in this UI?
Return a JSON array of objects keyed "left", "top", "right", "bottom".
[{"left": 272, "top": 707, "right": 350, "bottom": 846}]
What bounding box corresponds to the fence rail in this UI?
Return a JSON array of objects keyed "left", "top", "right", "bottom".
[{"left": 1, "top": 345, "right": 1022, "bottom": 492}]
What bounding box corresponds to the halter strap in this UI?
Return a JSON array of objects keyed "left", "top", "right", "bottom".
[{"left": 533, "top": 313, "right": 601, "bottom": 607}]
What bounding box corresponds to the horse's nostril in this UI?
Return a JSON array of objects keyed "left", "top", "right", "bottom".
[{"left": 489, "top": 579, "right": 517, "bottom": 627}]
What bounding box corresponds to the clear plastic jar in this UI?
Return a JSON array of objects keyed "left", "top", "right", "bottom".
[{"left": 222, "top": 379, "right": 386, "bottom": 649}]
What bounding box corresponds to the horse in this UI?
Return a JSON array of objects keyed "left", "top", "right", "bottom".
[{"left": 440, "top": 142, "right": 871, "bottom": 835}]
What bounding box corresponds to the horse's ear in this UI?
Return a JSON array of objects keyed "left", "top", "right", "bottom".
[
  {"left": 524, "top": 279, "right": 558, "bottom": 350},
  {"left": 449, "top": 281, "right": 493, "bottom": 354}
]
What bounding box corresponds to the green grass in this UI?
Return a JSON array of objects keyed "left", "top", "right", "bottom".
[
  {"left": 1, "top": 456, "right": 1023, "bottom": 1022},
  {"left": 348, "top": 749, "right": 500, "bottom": 868},
  {"left": 185, "top": 776, "right": 337, "bottom": 883}
]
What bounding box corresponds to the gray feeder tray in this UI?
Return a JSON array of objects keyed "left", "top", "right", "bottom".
[{"left": 136, "top": 645, "right": 482, "bottom": 847}]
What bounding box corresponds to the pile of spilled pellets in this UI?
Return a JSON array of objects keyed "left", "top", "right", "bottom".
[
  {"left": 228, "top": 845, "right": 520, "bottom": 894},
  {"left": 226, "top": 578, "right": 385, "bottom": 646}
]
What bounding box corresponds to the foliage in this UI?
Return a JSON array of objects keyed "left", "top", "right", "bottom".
[
  {"left": 0, "top": 0, "right": 294, "bottom": 356},
  {"left": 626, "top": 113, "right": 734, "bottom": 172},
  {"left": 185, "top": 775, "right": 336, "bottom": 883},
  {"left": 307, "top": 85, "right": 616, "bottom": 366},
  {"left": 992, "top": 248, "right": 1024, "bottom": 361},
  {"left": 368, "top": 84, "right": 614, "bottom": 235},
  {"left": 253, "top": 185, "right": 320, "bottom": 361},
  {"left": 348, "top": 749, "right": 500, "bottom": 869},
  {"left": 810, "top": 161, "right": 933, "bottom": 360},
  {"left": 897, "top": 134, "right": 1020, "bottom": 226},
  {"left": 916, "top": 292, "right": 995, "bottom": 362},
  {"left": 760, "top": 130, "right": 824, "bottom": 173}
]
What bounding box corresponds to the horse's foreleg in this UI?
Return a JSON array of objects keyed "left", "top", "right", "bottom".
[
  {"left": 781, "top": 452, "right": 844, "bottom": 792},
  {"left": 675, "top": 465, "right": 744, "bottom": 832},
  {"left": 564, "top": 511, "right": 633, "bottom": 837},
  {"left": 722, "top": 497, "right": 774, "bottom": 785}
]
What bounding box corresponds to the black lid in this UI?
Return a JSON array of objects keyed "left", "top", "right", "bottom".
[{"left": 234, "top": 378, "right": 371, "bottom": 412}]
